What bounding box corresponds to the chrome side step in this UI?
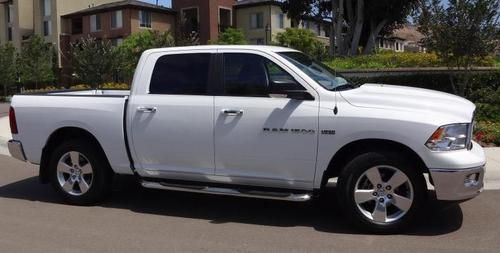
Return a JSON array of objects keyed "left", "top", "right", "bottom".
[{"left": 141, "top": 181, "right": 312, "bottom": 202}]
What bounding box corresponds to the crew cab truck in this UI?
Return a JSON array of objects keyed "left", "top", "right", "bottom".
[{"left": 8, "top": 46, "right": 485, "bottom": 233}]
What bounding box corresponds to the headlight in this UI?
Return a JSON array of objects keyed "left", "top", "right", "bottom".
[{"left": 425, "top": 123, "right": 469, "bottom": 151}]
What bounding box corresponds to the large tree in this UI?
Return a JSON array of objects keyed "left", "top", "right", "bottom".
[
  {"left": 0, "top": 43, "right": 17, "bottom": 96},
  {"left": 418, "top": 0, "right": 500, "bottom": 96},
  {"left": 282, "top": 0, "right": 419, "bottom": 56},
  {"left": 17, "top": 35, "right": 55, "bottom": 89},
  {"left": 116, "top": 30, "right": 175, "bottom": 80},
  {"left": 71, "top": 36, "right": 116, "bottom": 88}
]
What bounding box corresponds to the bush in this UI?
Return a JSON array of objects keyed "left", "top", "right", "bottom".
[
  {"left": 475, "top": 121, "right": 500, "bottom": 146},
  {"left": 276, "top": 28, "right": 327, "bottom": 60},
  {"left": 324, "top": 52, "right": 496, "bottom": 70},
  {"left": 101, "top": 82, "right": 130, "bottom": 89},
  {"left": 215, "top": 28, "right": 247, "bottom": 45}
]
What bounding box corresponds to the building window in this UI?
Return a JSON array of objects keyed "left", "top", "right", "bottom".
[
  {"left": 7, "top": 27, "right": 12, "bottom": 41},
  {"left": 7, "top": 4, "right": 13, "bottom": 23},
  {"left": 43, "top": 20, "right": 52, "bottom": 36},
  {"left": 41, "top": 0, "right": 51, "bottom": 36},
  {"left": 278, "top": 13, "right": 284, "bottom": 29},
  {"left": 111, "top": 10, "right": 123, "bottom": 29},
  {"left": 250, "top": 13, "right": 263, "bottom": 29},
  {"left": 181, "top": 7, "right": 199, "bottom": 33},
  {"left": 219, "top": 7, "right": 231, "bottom": 32},
  {"left": 42, "top": 0, "right": 51, "bottom": 16},
  {"left": 90, "top": 14, "right": 101, "bottom": 32},
  {"left": 72, "top": 18, "right": 83, "bottom": 34},
  {"left": 396, "top": 42, "right": 400, "bottom": 51},
  {"left": 139, "top": 10, "right": 151, "bottom": 28}
]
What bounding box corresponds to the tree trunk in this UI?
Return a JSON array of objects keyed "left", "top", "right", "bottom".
[
  {"left": 350, "top": 0, "right": 364, "bottom": 56},
  {"left": 363, "top": 19, "right": 388, "bottom": 55},
  {"left": 335, "top": 0, "right": 345, "bottom": 56},
  {"left": 340, "top": 0, "right": 354, "bottom": 56},
  {"left": 3, "top": 84, "right": 6, "bottom": 97},
  {"left": 329, "top": 0, "right": 338, "bottom": 57}
]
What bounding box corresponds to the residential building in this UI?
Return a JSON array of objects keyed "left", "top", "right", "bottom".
[
  {"left": 377, "top": 25, "right": 426, "bottom": 53},
  {"left": 60, "top": 0, "right": 176, "bottom": 83},
  {"left": 0, "top": 0, "right": 34, "bottom": 49},
  {"left": 172, "top": 0, "right": 236, "bottom": 44},
  {"left": 234, "top": 0, "right": 330, "bottom": 45}
]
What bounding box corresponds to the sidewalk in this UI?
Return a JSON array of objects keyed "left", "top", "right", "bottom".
[{"left": 0, "top": 113, "right": 499, "bottom": 189}]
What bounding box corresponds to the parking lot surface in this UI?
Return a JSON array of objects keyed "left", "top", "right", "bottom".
[{"left": 0, "top": 154, "right": 499, "bottom": 253}]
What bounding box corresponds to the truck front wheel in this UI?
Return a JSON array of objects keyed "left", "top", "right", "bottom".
[
  {"left": 49, "top": 139, "right": 112, "bottom": 205},
  {"left": 337, "top": 152, "right": 426, "bottom": 233}
]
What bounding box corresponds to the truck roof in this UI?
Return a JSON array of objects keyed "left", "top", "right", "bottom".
[{"left": 143, "top": 45, "right": 300, "bottom": 55}]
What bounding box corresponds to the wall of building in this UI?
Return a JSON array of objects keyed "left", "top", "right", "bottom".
[
  {"left": 208, "top": 0, "right": 235, "bottom": 43},
  {"left": 130, "top": 9, "right": 176, "bottom": 35},
  {"left": 235, "top": 5, "right": 271, "bottom": 44},
  {"left": 0, "top": 0, "right": 33, "bottom": 49},
  {"left": 173, "top": 0, "right": 235, "bottom": 44}
]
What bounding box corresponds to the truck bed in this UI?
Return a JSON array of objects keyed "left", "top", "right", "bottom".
[{"left": 11, "top": 90, "right": 133, "bottom": 175}]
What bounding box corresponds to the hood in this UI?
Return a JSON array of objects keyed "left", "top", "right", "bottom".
[{"left": 340, "top": 83, "right": 475, "bottom": 123}]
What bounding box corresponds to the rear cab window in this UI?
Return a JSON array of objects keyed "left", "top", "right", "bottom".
[{"left": 149, "top": 53, "right": 212, "bottom": 95}]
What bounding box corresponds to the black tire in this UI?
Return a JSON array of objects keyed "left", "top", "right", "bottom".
[
  {"left": 337, "top": 152, "right": 426, "bottom": 233},
  {"left": 49, "top": 139, "right": 113, "bottom": 205}
]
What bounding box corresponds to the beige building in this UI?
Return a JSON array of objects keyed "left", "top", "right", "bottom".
[
  {"left": 0, "top": 0, "right": 34, "bottom": 49},
  {"left": 0, "top": 0, "right": 119, "bottom": 65},
  {"left": 234, "top": 0, "right": 330, "bottom": 45}
]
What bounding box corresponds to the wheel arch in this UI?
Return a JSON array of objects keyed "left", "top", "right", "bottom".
[
  {"left": 320, "top": 138, "right": 429, "bottom": 189},
  {"left": 39, "top": 127, "right": 111, "bottom": 183}
]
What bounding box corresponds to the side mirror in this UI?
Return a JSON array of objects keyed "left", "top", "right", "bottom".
[
  {"left": 269, "top": 79, "right": 314, "bottom": 101},
  {"left": 282, "top": 90, "right": 315, "bottom": 101}
]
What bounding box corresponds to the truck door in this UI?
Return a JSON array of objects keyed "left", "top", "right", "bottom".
[
  {"left": 213, "top": 51, "right": 319, "bottom": 189},
  {"left": 128, "top": 50, "right": 216, "bottom": 180}
]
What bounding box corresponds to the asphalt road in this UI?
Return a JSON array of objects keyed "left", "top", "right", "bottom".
[{"left": 0, "top": 155, "right": 499, "bottom": 253}]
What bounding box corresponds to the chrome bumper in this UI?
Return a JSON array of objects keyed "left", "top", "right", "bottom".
[
  {"left": 429, "top": 165, "right": 485, "bottom": 201},
  {"left": 8, "top": 140, "right": 26, "bottom": 162}
]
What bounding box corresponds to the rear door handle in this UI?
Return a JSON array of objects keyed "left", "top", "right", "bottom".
[
  {"left": 222, "top": 109, "right": 244, "bottom": 116},
  {"left": 137, "top": 106, "right": 157, "bottom": 113}
]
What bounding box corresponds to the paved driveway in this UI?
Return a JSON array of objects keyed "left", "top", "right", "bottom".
[{"left": 0, "top": 155, "right": 499, "bottom": 252}]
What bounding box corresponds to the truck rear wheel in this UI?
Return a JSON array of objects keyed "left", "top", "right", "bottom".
[
  {"left": 337, "top": 152, "right": 426, "bottom": 233},
  {"left": 49, "top": 139, "right": 112, "bottom": 205}
]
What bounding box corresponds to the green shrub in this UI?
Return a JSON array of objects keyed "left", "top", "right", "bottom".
[
  {"left": 475, "top": 121, "right": 500, "bottom": 146},
  {"left": 324, "top": 52, "right": 496, "bottom": 70},
  {"left": 215, "top": 28, "right": 247, "bottom": 45},
  {"left": 276, "top": 28, "right": 327, "bottom": 60}
]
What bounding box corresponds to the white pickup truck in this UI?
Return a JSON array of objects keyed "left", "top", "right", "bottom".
[{"left": 8, "top": 45, "right": 485, "bottom": 232}]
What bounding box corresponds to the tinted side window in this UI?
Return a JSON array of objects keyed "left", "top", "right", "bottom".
[
  {"left": 223, "top": 53, "right": 304, "bottom": 97},
  {"left": 150, "top": 53, "right": 211, "bottom": 95}
]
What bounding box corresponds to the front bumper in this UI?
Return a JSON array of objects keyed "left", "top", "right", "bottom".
[
  {"left": 8, "top": 140, "right": 26, "bottom": 162},
  {"left": 429, "top": 165, "right": 485, "bottom": 201}
]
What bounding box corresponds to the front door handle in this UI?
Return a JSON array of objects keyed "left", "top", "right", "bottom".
[
  {"left": 222, "top": 109, "right": 244, "bottom": 116},
  {"left": 137, "top": 106, "right": 157, "bottom": 113}
]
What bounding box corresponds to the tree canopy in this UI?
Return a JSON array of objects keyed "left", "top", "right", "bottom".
[
  {"left": 17, "top": 35, "right": 55, "bottom": 88},
  {"left": 116, "top": 30, "right": 175, "bottom": 80},
  {"left": 0, "top": 43, "right": 17, "bottom": 96},
  {"left": 281, "top": 0, "right": 419, "bottom": 56},
  {"left": 417, "top": 0, "right": 500, "bottom": 95},
  {"left": 71, "top": 36, "right": 116, "bottom": 88}
]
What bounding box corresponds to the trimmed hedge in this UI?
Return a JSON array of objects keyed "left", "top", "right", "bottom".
[
  {"left": 324, "top": 52, "right": 496, "bottom": 70},
  {"left": 345, "top": 71, "right": 500, "bottom": 98}
]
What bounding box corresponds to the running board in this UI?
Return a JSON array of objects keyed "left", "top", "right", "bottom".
[{"left": 141, "top": 181, "right": 312, "bottom": 202}]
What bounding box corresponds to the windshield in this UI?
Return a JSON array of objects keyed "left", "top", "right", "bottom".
[{"left": 278, "top": 52, "right": 354, "bottom": 91}]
